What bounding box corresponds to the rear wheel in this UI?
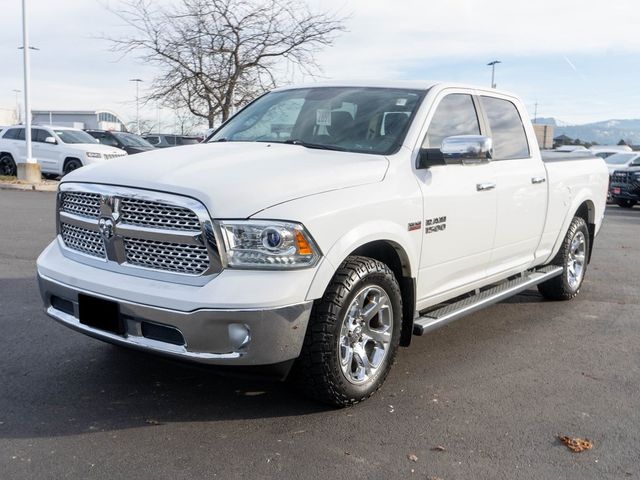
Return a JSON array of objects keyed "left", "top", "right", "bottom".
[
  {"left": 0, "top": 154, "right": 16, "bottom": 176},
  {"left": 292, "top": 256, "right": 402, "bottom": 407},
  {"left": 538, "top": 216, "right": 589, "bottom": 300},
  {"left": 63, "top": 159, "right": 82, "bottom": 176},
  {"left": 616, "top": 199, "right": 636, "bottom": 209}
]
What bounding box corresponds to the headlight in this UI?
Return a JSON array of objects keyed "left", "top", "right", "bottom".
[
  {"left": 217, "top": 220, "right": 321, "bottom": 269},
  {"left": 86, "top": 152, "right": 103, "bottom": 158}
]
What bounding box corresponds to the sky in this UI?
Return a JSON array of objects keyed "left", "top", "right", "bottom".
[{"left": 1, "top": 0, "right": 639, "bottom": 128}]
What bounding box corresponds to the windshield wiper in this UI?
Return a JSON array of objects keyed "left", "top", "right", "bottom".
[{"left": 282, "top": 139, "right": 347, "bottom": 152}]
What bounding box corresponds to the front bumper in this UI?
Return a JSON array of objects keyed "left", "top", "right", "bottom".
[{"left": 38, "top": 273, "right": 312, "bottom": 366}]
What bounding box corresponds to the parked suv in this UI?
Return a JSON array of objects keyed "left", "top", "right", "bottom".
[
  {"left": 610, "top": 166, "right": 640, "bottom": 208},
  {"left": 0, "top": 125, "right": 127, "bottom": 177},
  {"left": 85, "top": 130, "right": 155, "bottom": 155},
  {"left": 143, "top": 134, "right": 201, "bottom": 148}
]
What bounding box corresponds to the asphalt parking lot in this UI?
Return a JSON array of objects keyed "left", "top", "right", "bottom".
[{"left": 0, "top": 189, "right": 638, "bottom": 480}]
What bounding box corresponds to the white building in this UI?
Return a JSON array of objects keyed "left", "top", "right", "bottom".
[{"left": 31, "top": 110, "right": 127, "bottom": 131}]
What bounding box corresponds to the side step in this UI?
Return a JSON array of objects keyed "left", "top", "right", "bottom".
[{"left": 412, "top": 265, "right": 563, "bottom": 336}]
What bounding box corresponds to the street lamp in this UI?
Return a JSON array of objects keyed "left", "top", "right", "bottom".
[
  {"left": 130, "top": 78, "right": 143, "bottom": 134},
  {"left": 487, "top": 60, "right": 501, "bottom": 89},
  {"left": 12, "top": 89, "right": 21, "bottom": 123},
  {"left": 18, "top": 0, "right": 40, "bottom": 182}
]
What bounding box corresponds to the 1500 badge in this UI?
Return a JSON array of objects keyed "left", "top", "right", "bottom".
[{"left": 425, "top": 216, "right": 447, "bottom": 234}]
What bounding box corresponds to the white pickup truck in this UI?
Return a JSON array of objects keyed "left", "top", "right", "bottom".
[{"left": 37, "top": 82, "right": 609, "bottom": 406}]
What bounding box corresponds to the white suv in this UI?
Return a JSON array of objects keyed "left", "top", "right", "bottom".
[{"left": 0, "top": 125, "right": 127, "bottom": 177}]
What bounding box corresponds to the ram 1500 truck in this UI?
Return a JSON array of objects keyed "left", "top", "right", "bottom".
[{"left": 37, "top": 82, "right": 609, "bottom": 406}]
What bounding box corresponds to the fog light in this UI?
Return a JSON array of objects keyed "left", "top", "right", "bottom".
[{"left": 228, "top": 323, "right": 251, "bottom": 349}]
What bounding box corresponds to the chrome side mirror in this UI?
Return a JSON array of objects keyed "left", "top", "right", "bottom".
[
  {"left": 441, "top": 135, "right": 492, "bottom": 164},
  {"left": 44, "top": 136, "right": 57, "bottom": 144}
]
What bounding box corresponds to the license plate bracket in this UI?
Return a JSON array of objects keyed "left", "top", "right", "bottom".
[{"left": 78, "top": 294, "right": 125, "bottom": 335}]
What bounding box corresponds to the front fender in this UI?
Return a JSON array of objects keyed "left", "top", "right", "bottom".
[{"left": 305, "top": 220, "right": 419, "bottom": 301}]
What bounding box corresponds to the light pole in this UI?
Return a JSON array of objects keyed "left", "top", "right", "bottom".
[
  {"left": 18, "top": 0, "right": 40, "bottom": 182},
  {"left": 487, "top": 60, "right": 501, "bottom": 89},
  {"left": 12, "top": 89, "right": 21, "bottom": 123},
  {"left": 130, "top": 78, "right": 143, "bottom": 134}
]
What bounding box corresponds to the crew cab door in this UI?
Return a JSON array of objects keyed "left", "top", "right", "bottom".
[
  {"left": 478, "top": 95, "right": 548, "bottom": 276},
  {"left": 415, "top": 93, "right": 497, "bottom": 303}
]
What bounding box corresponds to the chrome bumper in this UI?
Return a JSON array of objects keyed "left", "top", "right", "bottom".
[{"left": 38, "top": 273, "right": 312, "bottom": 366}]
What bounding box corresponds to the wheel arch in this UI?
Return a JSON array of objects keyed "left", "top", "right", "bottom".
[
  {"left": 307, "top": 230, "right": 418, "bottom": 348},
  {"left": 63, "top": 157, "right": 83, "bottom": 170},
  {"left": 547, "top": 197, "right": 597, "bottom": 265}
]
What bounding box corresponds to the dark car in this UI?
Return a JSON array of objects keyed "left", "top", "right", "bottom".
[
  {"left": 85, "top": 130, "right": 155, "bottom": 155},
  {"left": 610, "top": 167, "right": 640, "bottom": 208},
  {"left": 142, "top": 134, "right": 201, "bottom": 148}
]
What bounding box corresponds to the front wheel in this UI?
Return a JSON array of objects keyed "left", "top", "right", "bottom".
[
  {"left": 538, "top": 216, "right": 589, "bottom": 300},
  {"left": 292, "top": 256, "right": 402, "bottom": 407},
  {"left": 63, "top": 159, "right": 82, "bottom": 176}
]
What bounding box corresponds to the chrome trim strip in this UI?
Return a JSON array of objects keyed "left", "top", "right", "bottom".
[{"left": 57, "top": 183, "right": 223, "bottom": 286}]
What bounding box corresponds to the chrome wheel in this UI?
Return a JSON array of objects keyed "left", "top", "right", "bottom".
[
  {"left": 338, "top": 285, "right": 393, "bottom": 385},
  {"left": 567, "top": 231, "right": 586, "bottom": 290}
]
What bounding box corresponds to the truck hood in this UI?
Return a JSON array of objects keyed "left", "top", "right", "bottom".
[{"left": 63, "top": 142, "right": 389, "bottom": 217}]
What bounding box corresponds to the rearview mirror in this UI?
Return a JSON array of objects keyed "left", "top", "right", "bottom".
[
  {"left": 44, "top": 136, "right": 57, "bottom": 144},
  {"left": 441, "top": 135, "right": 492, "bottom": 164}
]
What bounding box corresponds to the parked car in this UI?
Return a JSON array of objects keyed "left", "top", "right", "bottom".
[
  {"left": 142, "top": 134, "right": 201, "bottom": 148},
  {"left": 589, "top": 145, "right": 632, "bottom": 159},
  {"left": 610, "top": 166, "right": 640, "bottom": 208},
  {"left": 603, "top": 152, "right": 640, "bottom": 175},
  {"left": 0, "top": 125, "right": 127, "bottom": 177},
  {"left": 37, "top": 82, "right": 609, "bottom": 406},
  {"left": 85, "top": 130, "right": 155, "bottom": 155}
]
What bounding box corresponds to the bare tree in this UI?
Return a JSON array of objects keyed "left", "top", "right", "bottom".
[{"left": 107, "top": 0, "right": 346, "bottom": 127}]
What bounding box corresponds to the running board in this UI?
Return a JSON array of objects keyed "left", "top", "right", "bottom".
[{"left": 412, "top": 265, "right": 563, "bottom": 336}]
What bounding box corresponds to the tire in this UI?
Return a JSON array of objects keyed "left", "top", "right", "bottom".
[
  {"left": 42, "top": 173, "right": 59, "bottom": 180},
  {"left": 0, "top": 154, "right": 17, "bottom": 176},
  {"left": 615, "top": 199, "right": 636, "bottom": 209},
  {"left": 63, "top": 159, "right": 82, "bottom": 176},
  {"left": 538, "top": 216, "right": 589, "bottom": 301},
  {"left": 291, "top": 256, "right": 402, "bottom": 407}
]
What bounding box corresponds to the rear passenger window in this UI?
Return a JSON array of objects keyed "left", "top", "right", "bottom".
[
  {"left": 481, "top": 96, "right": 530, "bottom": 160},
  {"left": 3, "top": 128, "right": 21, "bottom": 140},
  {"left": 423, "top": 94, "right": 480, "bottom": 148}
]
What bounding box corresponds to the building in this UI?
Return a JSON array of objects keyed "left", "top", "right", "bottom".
[
  {"left": 31, "top": 110, "right": 127, "bottom": 131},
  {"left": 0, "top": 107, "right": 18, "bottom": 127},
  {"left": 533, "top": 123, "right": 554, "bottom": 150}
]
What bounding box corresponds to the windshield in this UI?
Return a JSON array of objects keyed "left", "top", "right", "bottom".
[
  {"left": 113, "top": 132, "right": 154, "bottom": 148},
  {"left": 209, "top": 87, "right": 426, "bottom": 155},
  {"left": 606, "top": 153, "right": 637, "bottom": 165},
  {"left": 54, "top": 129, "right": 99, "bottom": 144}
]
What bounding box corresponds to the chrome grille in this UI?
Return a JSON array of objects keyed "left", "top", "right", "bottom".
[
  {"left": 60, "top": 223, "right": 106, "bottom": 258},
  {"left": 124, "top": 238, "right": 209, "bottom": 274},
  {"left": 60, "top": 192, "right": 101, "bottom": 219},
  {"left": 57, "top": 184, "right": 221, "bottom": 284},
  {"left": 120, "top": 198, "right": 201, "bottom": 231},
  {"left": 104, "top": 153, "right": 127, "bottom": 161}
]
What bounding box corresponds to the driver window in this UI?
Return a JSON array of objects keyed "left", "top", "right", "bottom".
[{"left": 423, "top": 94, "right": 480, "bottom": 149}]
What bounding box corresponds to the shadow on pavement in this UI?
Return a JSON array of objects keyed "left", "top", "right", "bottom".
[{"left": 0, "top": 277, "right": 330, "bottom": 440}]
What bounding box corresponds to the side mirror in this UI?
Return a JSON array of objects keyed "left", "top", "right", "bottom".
[
  {"left": 441, "top": 135, "right": 493, "bottom": 164},
  {"left": 44, "top": 136, "right": 57, "bottom": 144}
]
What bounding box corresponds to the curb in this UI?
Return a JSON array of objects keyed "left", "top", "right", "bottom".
[{"left": 0, "top": 182, "right": 58, "bottom": 192}]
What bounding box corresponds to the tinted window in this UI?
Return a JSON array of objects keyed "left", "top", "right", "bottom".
[
  {"left": 93, "top": 132, "right": 119, "bottom": 147},
  {"left": 33, "top": 129, "right": 49, "bottom": 143},
  {"left": 145, "top": 136, "right": 160, "bottom": 145},
  {"left": 54, "top": 129, "right": 99, "bottom": 144},
  {"left": 176, "top": 137, "right": 199, "bottom": 145},
  {"left": 3, "top": 128, "right": 21, "bottom": 140},
  {"left": 423, "top": 94, "right": 480, "bottom": 149},
  {"left": 481, "top": 96, "right": 530, "bottom": 159},
  {"left": 113, "top": 132, "right": 154, "bottom": 148}
]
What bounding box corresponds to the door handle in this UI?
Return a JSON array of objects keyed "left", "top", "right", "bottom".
[
  {"left": 476, "top": 182, "right": 496, "bottom": 191},
  {"left": 531, "top": 176, "right": 546, "bottom": 184}
]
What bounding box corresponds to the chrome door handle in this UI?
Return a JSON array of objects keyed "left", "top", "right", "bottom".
[
  {"left": 476, "top": 182, "right": 496, "bottom": 191},
  {"left": 531, "top": 176, "right": 546, "bottom": 184}
]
